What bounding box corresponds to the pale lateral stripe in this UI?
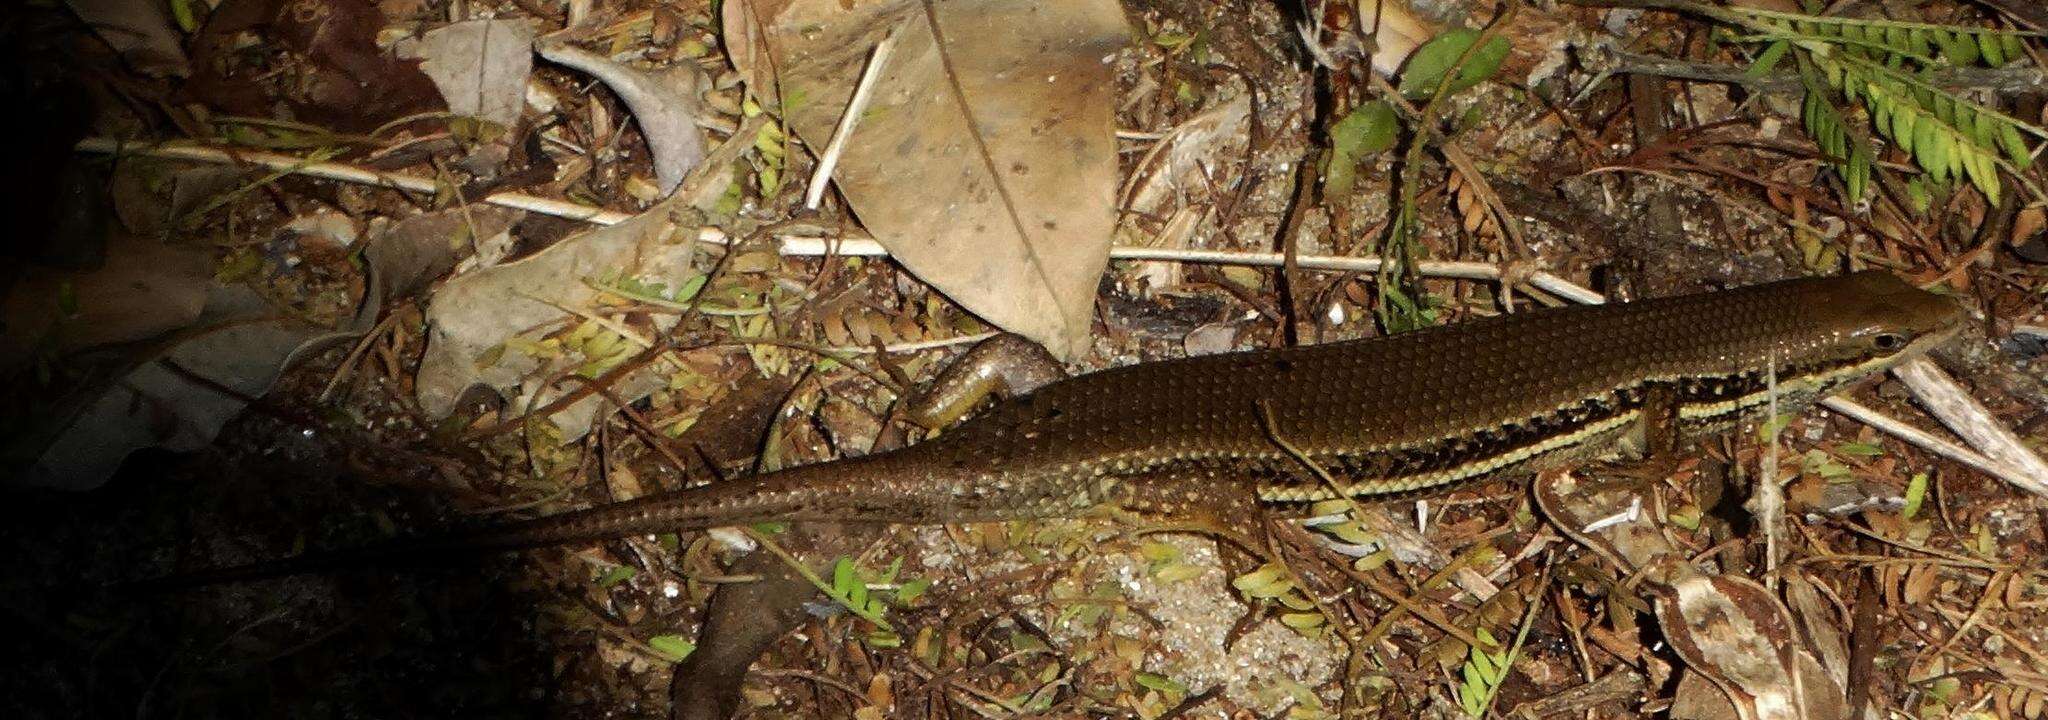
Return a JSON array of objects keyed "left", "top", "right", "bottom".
[{"left": 1257, "top": 410, "right": 1643, "bottom": 502}]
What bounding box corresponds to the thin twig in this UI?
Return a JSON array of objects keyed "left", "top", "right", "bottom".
[{"left": 805, "top": 27, "right": 898, "bottom": 210}]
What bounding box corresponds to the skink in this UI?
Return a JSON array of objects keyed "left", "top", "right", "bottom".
[{"left": 143, "top": 271, "right": 1962, "bottom": 586}]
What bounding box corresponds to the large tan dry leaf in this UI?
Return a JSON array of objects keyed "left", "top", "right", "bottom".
[{"left": 724, "top": 0, "right": 1127, "bottom": 358}]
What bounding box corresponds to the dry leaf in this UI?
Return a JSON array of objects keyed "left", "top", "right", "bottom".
[
  {"left": 418, "top": 18, "right": 537, "bottom": 127},
  {"left": 538, "top": 39, "right": 710, "bottom": 194},
  {"left": 1, "top": 233, "right": 212, "bottom": 372},
  {"left": 724, "top": 0, "right": 1127, "bottom": 358},
  {"left": 65, "top": 0, "right": 190, "bottom": 77},
  {"left": 186, "top": 0, "right": 444, "bottom": 132},
  {"left": 2012, "top": 206, "right": 2048, "bottom": 264},
  {"left": 1120, "top": 94, "right": 1250, "bottom": 215},
  {"left": 11, "top": 286, "right": 338, "bottom": 490},
  {"left": 1659, "top": 573, "right": 1848, "bottom": 720},
  {"left": 364, "top": 206, "right": 524, "bottom": 309},
  {"left": 414, "top": 196, "right": 699, "bottom": 438},
  {"left": 413, "top": 114, "right": 761, "bottom": 439}
]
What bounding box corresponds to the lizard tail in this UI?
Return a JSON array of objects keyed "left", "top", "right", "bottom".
[{"left": 124, "top": 454, "right": 920, "bottom": 592}]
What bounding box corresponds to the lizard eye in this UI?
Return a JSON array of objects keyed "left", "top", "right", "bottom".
[{"left": 1873, "top": 333, "right": 1908, "bottom": 351}]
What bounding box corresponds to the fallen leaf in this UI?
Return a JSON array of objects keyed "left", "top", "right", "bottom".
[
  {"left": 418, "top": 18, "right": 537, "bottom": 128},
  {"left": 413, "top": 117, "right": 760, "bottom": 439},
  {"left": 108, "top": 162, "right": 245, "bottom": 240},
  {"left": 183, "top": 0, "right": 444, "bottom": 132},
  {"left": 538, "top": 39, "right": 709, "bottom": 195},
  {"left": 1181, "top": 323, "right": 1238, "bottom": 357},
  {"left": 2012, "top": 206, "right": 2047, "bottom": 264},
  {"left": 10, "top": 286, "right": 339, "bottom": 490},
  {"left": 1120, "top": 94, "right": 1250, "bottom": 215},
  {"left": 725, "top": 0, "right": 1127, "bottom": 358},
  {"left": 64, "top": 0, "right": 191, "bottom": 77},
  {"left": 364, "top": 206, "right": 524, "bottom": 311},
  {"left": 1, "top": 233, "right": 213, "bottom": 372},
  {"left": 414, "top": 196, "right": 700, "bottom": 437}
]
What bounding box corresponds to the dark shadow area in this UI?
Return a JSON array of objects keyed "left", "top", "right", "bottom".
[{"left": 0, "top": 414, "right": 564, "bottom": 719}]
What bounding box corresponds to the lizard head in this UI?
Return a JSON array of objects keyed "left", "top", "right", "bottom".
[{"left": 1802, "top": 270, "right": 1965, "bottom": 369}]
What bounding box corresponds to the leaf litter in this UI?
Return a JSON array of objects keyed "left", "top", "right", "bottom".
[{"left": 4, "top": 0, "right": 2047, "bottom": 718}]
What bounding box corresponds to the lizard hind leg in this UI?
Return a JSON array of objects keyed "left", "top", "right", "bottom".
[{"left": 1110, "top": 468, "right": 1272, "bottom": 560}]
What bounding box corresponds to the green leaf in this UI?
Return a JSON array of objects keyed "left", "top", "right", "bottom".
[
  {"left": 1279, "top": 611, "right": 1326, "bottom": 629},
  {"left": 1462, "top": 662, "right": 1487, "bottom": 696},
  {"left": 1941, "top": 128, "right": 1966, "bottom": 182},
  {"left": 596, "top": 565, "right": 637, "bottom": 588},
  {"left": 1999, "top": 34, "right": 2026, "bottom": 65},
  {"left": 648, "top": 634, "right": 697, "bottom": 661},
  {"left": 1322, "top": 151, "right": 1359, "bottom": 198},
  {"left": 1836, "top": 442, "right": 1885, "bottom": 457},
  {"left": 1902, "top": 472, "right": 1929, "bottom": 519},
  {"left": 1231, "top": 563, "right": 1291, "bottom": 594},
  {"left": 1745, "top": 40, "right": 1792, "bottom": 78},
  {"left": 1907, "top": 28, "right": 1934, "bottom": 58},
  {"left": 1154, "top": 563, "right": 1206, "bottom": 583},
  {"left": 1978, "top": 31, "right": 2007, "bottom": 66},
  {"left": 1331, "top": 101, "right": 1400, "bottom": 157},
  {"left": 1399, "top": 29, "right": 1512, "bottom": 99},
  {"left": 1669, "top": 504, "right": 1704, "bottom": 531},
  {"left": 1998, "top": 122, "right": 2033, "bottom": 168},
  {"left": 1135, "top": 672, "right": 1188, "bottom": 696},
  {"left": 1951, "top": 105, "right": 1981, "bottom": 148},
  {"left": 1904, "top": 176, "right": 1933, "bottom": 213},
  {"left": 1963, "top": 145, "right": 2001, "bottom": 206},
  {"left": 1915, "top": 120, "right": 1947, "bottom": 182},
  {"left": 1323, "top": 101, "right": 1399, "bottom": 198},
  {"left": 169, "top": 0, "right": 200, "bottom": 32},
  {"left": 1935, "top": 30, "right": 1978, "bottom": 65},
  {"left": 57, "top": 281, "right": 79, "bottom": 316},
  {"left": 1757, "top": 414, "right": 1794, "bottom": 443},
  {"left": 1932, "top": 94, "right": 1958, "bottom": 127},
  {"left": 1889, "top": 103, "right": 1917, "bottom": 153},
  {"left": 1471, "top": 652, "right": 1501, "bottom": 684},
  {"left": 1955, "top": 30, "right": 1985, "bottom": 65},
  {"left": 832, "top": 557, "right": 858, "bottom": 595},
  {"left": 896, "top": 578, "right": 932, "bottom": 604},
  {"left": 1846, "top": 138, "right": 1871, "bottom": 200}
]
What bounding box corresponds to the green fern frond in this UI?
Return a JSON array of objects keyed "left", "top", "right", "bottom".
[
  {"left": 1723, "top": 7, "right": 2039, "bottom": 68},
  {"left": 1787, "top": 44, "right": 2038, "bottom": 204},
  {"left": 1828, "top": 54, "right": 2048, "bottom": 144},
  {"left": 1826, "top": 53, "right": 2043, "bottom": 203},
  {"left": 1799, "top": 70, "right": 1870, "bottom": 200}
]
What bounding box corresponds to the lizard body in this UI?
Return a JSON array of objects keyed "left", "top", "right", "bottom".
[{"left": 142, "top": 271, "right": 1961, "bottom": 587}]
